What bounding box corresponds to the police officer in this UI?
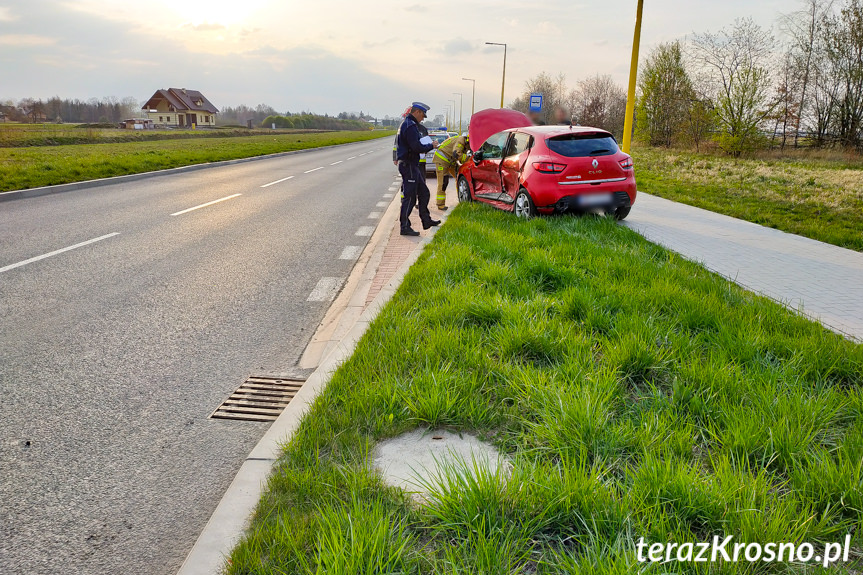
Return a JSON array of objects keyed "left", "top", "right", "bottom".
[{"left": 396, "top": 102, "right": 440, "bottom": 236}]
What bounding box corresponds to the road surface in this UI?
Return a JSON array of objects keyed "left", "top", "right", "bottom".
[{"left": 0, "top": 137, "right": 396, "bottom": 575}]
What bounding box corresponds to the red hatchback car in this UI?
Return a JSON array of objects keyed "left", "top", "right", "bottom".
[{"left": 457, "top": 109, "right": 636, "bottom": 219}]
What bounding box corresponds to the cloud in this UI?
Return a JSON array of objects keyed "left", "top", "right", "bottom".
[
  {"left": 180, "top": 22, "right": 226, "bottom": 32},
  {"left": 442, "top": 38, "right": 473, "bottom": 56},
  {"left": 0, "top": 34, "right": 57, "bottom": 46},
  {"left": 0, "top": 6, "right": 16, "bottom": 21},
  {"left": 404, "top": 4, "right": 427, "bottom": 12}
]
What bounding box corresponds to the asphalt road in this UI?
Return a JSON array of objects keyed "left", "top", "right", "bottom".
[{"left": 0, "top": 137, "right": 397, "bottom": 575}]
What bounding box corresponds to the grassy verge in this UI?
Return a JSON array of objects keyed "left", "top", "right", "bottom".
[
  {"left": 228, "top": 204, "right": 863, "bottom": 574},
  {"left": 631, "top": 145, "right": 863, "bottom": 252},
  {"left": 0, "top": 130, "right": 395, "bottom": 192}
]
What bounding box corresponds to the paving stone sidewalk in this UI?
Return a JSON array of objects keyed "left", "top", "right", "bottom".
[
  {"left": 624, "top": 192, "right": 863, "bottom": 341},
  {"left": 366, "top": 184, "right": 448, "bottom": 306}
]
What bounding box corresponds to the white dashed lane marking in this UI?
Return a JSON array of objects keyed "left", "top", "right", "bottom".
[
  {"left": 355, "top": 226, "right": 375, "bottom": 236},
  {"left": 383, "top": 194, "right": 394, "bottom": 198},
  {"left": 330, "top": 161, "right": 343, "bottom": 165},
  {"left": 0, "top": 233, "right": 120, "bottom": 274},
  {"left": 307, "top": 277, "right": 344, "bottom": 302},
  {"left": 346, "top": 156, "right": 357, "bottom": 161},
  {"left": 339, "top": 246, "right": 363, "bottom": 260},
  {"left": 368, "top": 212, "right": 381, "bottom": 219},
  {"left": 170, "top": 194, "right": 242, "bottom": 216},
  {"left": 376, "top": 201, "right": 388, "bottom": 208},
  {"left": 260, "top": 176, "right": 293, "bottom": 188},
  {"left": 304, "top": 167, "right": 324, "bottom": 173}
]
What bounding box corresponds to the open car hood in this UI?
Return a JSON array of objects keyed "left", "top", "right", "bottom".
[{"left": 468, "top": 108, "right": 532, "bottom": 152}]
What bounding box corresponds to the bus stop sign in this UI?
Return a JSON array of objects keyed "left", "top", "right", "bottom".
[{"left": 529, "top": 93, "right": 543, "bottom": 112}]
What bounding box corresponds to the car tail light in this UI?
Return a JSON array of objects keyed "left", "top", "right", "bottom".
[
  {"left": 533, "top": 162, "right": 566, "bottom": 173},
  {"left": 619, "top": 157, "right": 633, "bottom": 169}
]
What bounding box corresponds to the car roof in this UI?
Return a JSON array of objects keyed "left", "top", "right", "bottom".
[{"left": 512, "top": 125, "right": 612, "bottom": 137}]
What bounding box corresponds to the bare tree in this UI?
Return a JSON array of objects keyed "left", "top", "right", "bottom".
[
  {"left": 510, "top": 71, "right": 568, "bottom": 125},
  {"left": 570, "top": 75, "right": 627, "bottom": 139},
  {"left": 691, "top": 18, "right": 777, "bottom": 155},
  {"left": 821, "top": 0, "right": 863, "bottom": 148}
]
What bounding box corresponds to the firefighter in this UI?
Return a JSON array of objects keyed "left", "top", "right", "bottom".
[
  {"left": 396, "top": 102, "right": 439, "bottom": 236},
  {"left": 432, "top": 133, "right": 469, "bottom": 210}
]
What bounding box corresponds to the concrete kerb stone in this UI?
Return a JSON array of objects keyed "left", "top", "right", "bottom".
[
  {"left": 0, "top": 137, "right": 389, "bottom": 203},
  {"left": 175, "top": 195, "right": 445, "bottom": 575}
]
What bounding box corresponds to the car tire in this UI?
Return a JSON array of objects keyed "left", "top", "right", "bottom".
[
  {"left": 614, "top": 206, "right": 631, "bottom": 220},
  {"left": 514, "top": 188, "right": 537, "bottom": 219},
  {"left": 457, "top": 176, "right": 473, "bottom": 203}
]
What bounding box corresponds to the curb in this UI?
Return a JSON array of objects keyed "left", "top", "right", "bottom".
[
  {"left": 0, "top": 135, "right": 392, "bottom": 203},
  {"left": 176, "top": 190, "right": 445, "bottom": 575}
]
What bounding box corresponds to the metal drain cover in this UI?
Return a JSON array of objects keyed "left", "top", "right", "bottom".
[{"left": 210, "top": 376, "right": 305, "bottom": 422}]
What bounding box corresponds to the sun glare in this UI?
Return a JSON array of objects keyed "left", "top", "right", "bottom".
[{"left": 169, "top": 0, "right": 264, "bottom": 27}]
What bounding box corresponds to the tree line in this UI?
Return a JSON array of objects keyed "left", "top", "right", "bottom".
[
  {"left": 510, "top": 0, "right": 863, "bottom": 155},
  {"left": 0, "top": 97, "right": 139, "bottom": 124}
]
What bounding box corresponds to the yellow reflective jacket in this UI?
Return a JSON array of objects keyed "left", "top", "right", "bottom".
[{"left": 433, "top": 135, "right": 468, "bottom": 165}]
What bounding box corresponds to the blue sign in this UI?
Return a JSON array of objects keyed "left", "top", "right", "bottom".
[{"left": 529, "top": 93, "right": 543, "bottom": 112}]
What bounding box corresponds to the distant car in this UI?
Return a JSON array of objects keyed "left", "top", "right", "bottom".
[
  {"left": 424, "top": 131, "right": 451, "bottom": 175},
  {"left": 456, "top": 108, "right": 636, "bottom": 219}
]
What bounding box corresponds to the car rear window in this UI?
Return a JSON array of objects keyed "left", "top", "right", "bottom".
[{"left": 546, "top": 134, "right": 619, "bottom": 157}]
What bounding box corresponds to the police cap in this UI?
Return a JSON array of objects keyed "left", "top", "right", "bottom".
[{"left": 411, "top": 102, "right": 430, "bottom": 113}]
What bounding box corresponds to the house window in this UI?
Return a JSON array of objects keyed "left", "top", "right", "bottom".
[{"left": 159, "top": 116, "right": 163, "bottom": 122}]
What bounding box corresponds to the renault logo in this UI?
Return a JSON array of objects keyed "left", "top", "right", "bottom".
[{"left": 591, "top": 159, "right": 599, "bottom": 168}]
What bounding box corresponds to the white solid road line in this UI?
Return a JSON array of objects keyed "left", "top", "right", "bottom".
[
  {"left": 170, "top": 194, "right": 242, "bottom": 216},
  {"left": 330, "top": 161, "right": 343, "bottom": 165},
  {"left": 304, "top": 167, "right": 324, "bottom": 173},
  {"left": 339, "top": 246, "right": 363, "bottom": 260},
  {"left": 0, "top": 232, "right": 120, "bottom": 274},
  {"left": 307, "top": 277, "right": 344, "bottom": 302},
  {"left": 260, "top": 175, "right": 294, "bottom": 188}
]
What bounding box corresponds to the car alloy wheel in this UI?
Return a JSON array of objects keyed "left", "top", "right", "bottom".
[
  {"left": 514, "top": 189, "right": 537, "bottom": 219},
  {"left": 457, "top": 177, "right": 472, "bottom": 203}
]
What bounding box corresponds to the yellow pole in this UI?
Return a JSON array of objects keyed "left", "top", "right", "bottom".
[
  {"left": 622, "top": 0, "right": 643, "bottom": 154},
  {"left": 500, "top": 44, "right": 507, "bottom": 108}
]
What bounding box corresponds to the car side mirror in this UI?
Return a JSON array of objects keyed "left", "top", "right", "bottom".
[{"left": 473, "top": 150, "right": 484, "bottom": 162}]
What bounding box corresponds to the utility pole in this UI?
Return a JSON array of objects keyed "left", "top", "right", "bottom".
[
  {"left": 452, "top": 92, "right": 463, "bottom": 134},
  {"left": 622, "top": 0, "right": 643, "bottom": 154},
  {"left": 485, "top": 42, "right": 507, "bottom": 108},
  {"left": 462, "top": 78, "right": 475, "bottom": 118}
]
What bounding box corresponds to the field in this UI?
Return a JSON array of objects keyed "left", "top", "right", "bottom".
[
  {"left": 632, "top": 145, "right": 863, "bottom": 252},
  {"left": 228, "top": 204, "right": 863, "bottom": 574},
  {"left": 0, "top": 126, "right": 395, "bottom": 192}
]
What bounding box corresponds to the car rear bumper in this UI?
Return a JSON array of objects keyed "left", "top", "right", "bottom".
[{"left": 546, "top": 190, "right": 632, "bottom": 213}]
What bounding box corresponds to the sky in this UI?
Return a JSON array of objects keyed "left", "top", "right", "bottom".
[{"left": 0, "top": 0, "right": 792, "bottom": 118}]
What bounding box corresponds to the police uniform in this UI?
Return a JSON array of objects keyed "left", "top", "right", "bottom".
[
  {"left": 394, "top": 122, "right": 429, "bottom": 202},
  {"left": 396, "top": 102, "right": 438, "bottom": 235}
]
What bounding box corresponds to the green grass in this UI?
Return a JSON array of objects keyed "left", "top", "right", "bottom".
[
  {"left": 631, "top": 145, "right": 863, "bottom": 252},
  {"left": 228, "top": 204, "right": 863, "bottom": 574},
  {"left": 0, "top": 130, "right": 395, "bottom": 192}
]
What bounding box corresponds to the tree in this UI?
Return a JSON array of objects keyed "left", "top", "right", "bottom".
[
  {"left": 821, "top": 0, "right": 863, "bottom": 148},
  {"left": 691, "top": 18, "right": 777, "bottom": 155},
  {"left": 510, "top": 71, "right": 568, "bottom": 125},
  {"left": 570, "top": 75, "right": 627, "bottom": 139},
  {"left": 635, "top": 41, "right": 695, "bottom": 146}
]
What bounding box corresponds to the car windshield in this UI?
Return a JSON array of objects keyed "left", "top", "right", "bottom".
[
  {"left": 546, "top": 134, "right": 619, "bottom": 157},
  {"left": 431, "top": 134, "right": 449, "bottom": 144}
]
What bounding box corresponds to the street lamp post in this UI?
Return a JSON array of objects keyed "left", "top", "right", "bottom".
[
  {"left": 452, "top": 92, "right": 463, "bottom": 134},
  {"left": 462, "top": 77, "right": 475, "bottom": 118},
  {"left": 448, "top": 99, "right": 456, "bottom": 130},
  {"left": 622, "top": 0, "right": 644, "bottom": 154},
  {"left": 485, "top": 42, "right": 507, "bottom": 108}
]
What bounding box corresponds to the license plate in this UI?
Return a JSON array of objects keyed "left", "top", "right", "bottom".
[{"left": 579, "top": 193, "right": 613, "bottom": 207}]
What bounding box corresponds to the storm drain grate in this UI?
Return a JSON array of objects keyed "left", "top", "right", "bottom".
[{"left": 210, "top": 376, "right": 306, "bottom": 422}]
